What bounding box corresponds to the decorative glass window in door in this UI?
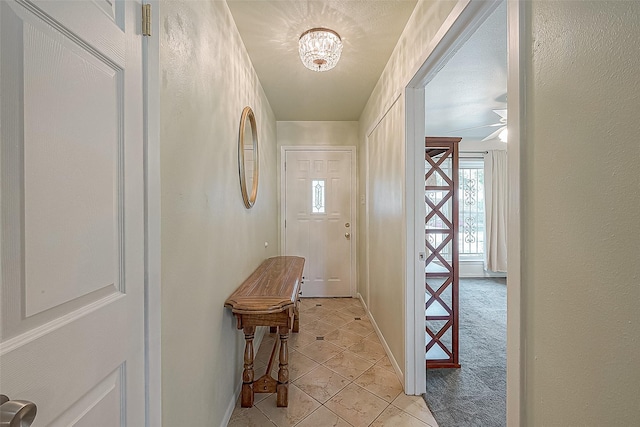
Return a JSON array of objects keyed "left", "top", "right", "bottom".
[{"left": 312, "top": 179, "right": 325, "bottom": 213}]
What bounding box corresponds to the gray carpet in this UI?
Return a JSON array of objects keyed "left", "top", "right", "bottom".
[{"left": 424, "top": 277, "right": 506, "bottom": 427}]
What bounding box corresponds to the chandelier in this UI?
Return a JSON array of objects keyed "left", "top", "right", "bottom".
[{"left": 298, "top": 28, "right": 343, "bottom": 72}]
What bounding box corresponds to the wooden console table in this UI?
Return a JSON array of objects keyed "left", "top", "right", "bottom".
[{"left": 224, "top": 256, "right": 305, "bottom": 407}]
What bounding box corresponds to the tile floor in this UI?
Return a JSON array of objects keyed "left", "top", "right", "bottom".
[{"left": 228, "top": 297, "right": 439, "bottom": 427}]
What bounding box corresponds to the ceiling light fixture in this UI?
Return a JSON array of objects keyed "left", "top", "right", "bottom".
[{"left": 298, "top": 28, "right": 343, "bottom": 72}]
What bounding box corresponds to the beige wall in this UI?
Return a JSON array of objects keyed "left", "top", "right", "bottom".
[
  {"left": 277, "top": 121, "right": 359, "bottom": 148},
  {"left": 522, "top": 1, "right": 640, "bottom": 424},
  {"left": 366, "top": 97, "right": 406, "bottom": 370},
  {"left": 160, "top": 1, "right": 278, "bottom": 425},
  {"left": 358, "top": 1, "right": 457, "bottom": 375}
]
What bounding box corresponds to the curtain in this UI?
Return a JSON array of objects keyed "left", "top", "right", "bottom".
[{"left": 484, "top": 150, "right": 508, "bottom": 272}]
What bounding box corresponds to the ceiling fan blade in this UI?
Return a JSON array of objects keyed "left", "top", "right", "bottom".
[
  {"left": 482, "top": 125, "right": 506, "bottom": 141},
  {"left": 493, "top": 109, "right": 508, "bottom": 119}
]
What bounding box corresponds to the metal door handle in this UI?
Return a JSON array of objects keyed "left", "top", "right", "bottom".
[
  {"left": 345, "top": 232, "right": 350, "bottom": 239},
  {"left": 0, "top": 394, "right": 37, "bottom": 427}
]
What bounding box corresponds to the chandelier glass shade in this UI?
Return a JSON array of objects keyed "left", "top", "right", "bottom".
[{"left": 298, "top": 28, "right": 343, "bottom": 72}]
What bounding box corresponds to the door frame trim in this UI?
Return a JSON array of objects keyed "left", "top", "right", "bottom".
[
  {"left": 142, "top": 1, "right": 161, "bottom": 426},
  {"left": 404, "top": 0, "right": 501, "bottom": 396},
  {"left": 280, "top": 146, "right": 357, "bottom": 297},
  {"left": 403, "top": 2, "right": 523, "bottom": 425}
]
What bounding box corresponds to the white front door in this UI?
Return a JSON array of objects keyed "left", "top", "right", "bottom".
[
  {"left": 1, "top": 1, "right": 145, "bottom": 425},
  {"left": 283, "top": 148, "right": 355, "bottom": 297}
]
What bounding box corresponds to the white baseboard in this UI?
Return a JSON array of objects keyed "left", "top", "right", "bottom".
[
  {"left": 459, "top": 260, "right": 507, "bottom": 278},
  {"left": 357, "top": 293, "right": 405, "bottom": 387},
  {"left": 221, "top": 377, "right": 242, "bottom": 427},
  {"left": 220, "top": 326, "right": 267, "bottom": 427}
]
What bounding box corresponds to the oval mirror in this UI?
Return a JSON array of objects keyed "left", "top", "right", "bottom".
[{"left": 238, "top": 106, "right": 259, "bottom": 208}]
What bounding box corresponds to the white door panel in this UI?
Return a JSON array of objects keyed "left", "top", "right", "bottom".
[
  {"left": 23, "top": 16, "right": 120, "bottom": 316},
  {"left": 284, "top": 149, "right": 355, "bottom": 297},
  {"left": 1, "top": 0, "right": 145, "bottom": 425}
]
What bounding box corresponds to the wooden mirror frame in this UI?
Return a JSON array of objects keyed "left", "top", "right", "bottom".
[{"left": 238, "top": 106, "right": 259, "bottom": 208}]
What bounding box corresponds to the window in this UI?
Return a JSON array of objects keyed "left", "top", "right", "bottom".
[
  {"left": 312, "top": 179, "right": 325, "bottom": 213},
  {"left": 459, "top": 159, "right": 485, "bottom": 257}
]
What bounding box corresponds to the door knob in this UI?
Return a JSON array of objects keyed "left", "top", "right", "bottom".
[
  {"left": 345, "top": 232, "right": 350, "bottom": 239},
  {"left": 0, "top": 394, "right": 37, "bottom": 427}
]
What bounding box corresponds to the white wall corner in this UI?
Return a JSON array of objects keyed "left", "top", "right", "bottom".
[{"left": 357, "top": 293, "right": 405, "bottom": 388}]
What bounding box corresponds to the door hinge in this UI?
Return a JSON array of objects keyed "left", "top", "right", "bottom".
[
  {"left": 142, "top": 4, "right": 152, "bottom": 37},
  {"left": 285, "top": 220, "right": 287, "bottom": 228}
]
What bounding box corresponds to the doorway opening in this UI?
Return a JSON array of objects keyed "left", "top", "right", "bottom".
[
  {"left": 404, "top": 0, "right": 521, "bottom": 425},
  {"left": 423, "top": 3, "right": 508, "bottom": 425}
]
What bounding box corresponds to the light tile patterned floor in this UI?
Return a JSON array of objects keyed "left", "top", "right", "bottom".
[{"left": 228, "top": 298, "right": 439, "bottom": 427}]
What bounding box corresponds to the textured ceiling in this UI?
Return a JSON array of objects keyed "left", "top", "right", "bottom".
[
  {"left": 425, "top": 2, "right": 507, "bottom": 140},
  {"left": 227, "top": 0, "right": 418, "bottom": 121},
  {"left": 227, "top": 0, "right": 507, "bottom": 131}
]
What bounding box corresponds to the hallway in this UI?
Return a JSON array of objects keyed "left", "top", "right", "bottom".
[{"left": 229, "top": 298, "right": 438, "bottom": 427}]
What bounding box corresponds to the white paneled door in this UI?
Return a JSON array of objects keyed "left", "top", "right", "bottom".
[
  {"left": 283, "top": 149, "right": 355, "bottom": 297},
  {"left": 1, "top": 1, "right": 145, "bottom": 425}
]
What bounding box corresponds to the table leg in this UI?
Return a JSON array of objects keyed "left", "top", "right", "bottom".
[
  {"left": 293, "top": 306, "right": 300, "bottom": 333},
  {"left": 241, "top": 326, "right": 255, "bottom": 407},
  {"left": 276, "top": 325, "right": 289, "bottom": 407}
]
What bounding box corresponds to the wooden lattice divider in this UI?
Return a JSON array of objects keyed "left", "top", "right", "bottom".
[{"left": 425, "top": 137, "right": 461, "bottom": 369}]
